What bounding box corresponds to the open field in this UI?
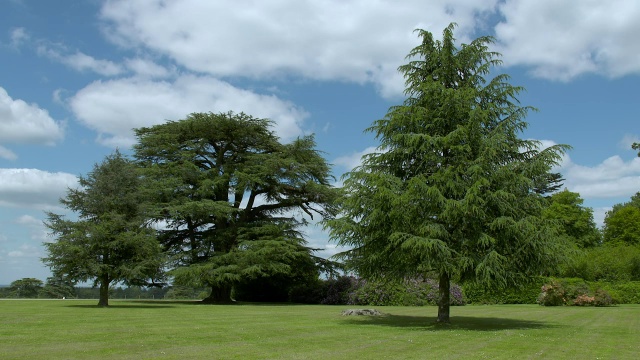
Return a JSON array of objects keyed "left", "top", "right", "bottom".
[{"left": 1, "top": 300, "right": 638, "bottom": 359}]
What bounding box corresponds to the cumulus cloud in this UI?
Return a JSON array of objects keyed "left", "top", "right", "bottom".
[
  {"left": 0, "top": 87, "right": 64, "bottom": 146},
  {"left": 564, "top": 156, "right": 640, "bottom": 198},
  {"left": 69, "top": 75, "right": 309, "bottom": 147},
  {"left": 0, "top": 168, "right": 78, "bottom": 210},
  {"left": 539, "top": 139, "right": 640, "bottom": 199},
  {"left": 99, "top": 0, "right": 498, "bottom": 98},
  {"left": 495, "top": 0, "right": 640, "bottom": 80}
]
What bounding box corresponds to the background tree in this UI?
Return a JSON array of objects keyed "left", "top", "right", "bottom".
[
  {"left": 39, "top": 276, "right": 76, "bottom": 299},
  {"left": 326, "top": 24, "right": 568, "bottom": 323},
  {"left": 43, "top": 151, "right": 164, "bottom": 307},
  {"left": 632, "top": 142, "right": 639, "bottom": 157},
  {"left": 542, "top": 189, "right": 601, "bottom": 248},
  {"left": 9, "top": 278, "right": 43, "bottom": 298},
  {"left": 134, "top": 112, "right": 338, "bottom": 302},
  {"left": 603, "top": 192, "right": 640, "bottom": 245}
]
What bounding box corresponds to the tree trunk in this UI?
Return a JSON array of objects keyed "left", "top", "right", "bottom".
[
  {"left": 202, "top": 284, "right": 233, "bottom": 304},
  {"left": 97, "top": 277, "right": 109, "bottom": 307},
  {"left": 437, "top": 272, "right": 450, "bottom": 323}
]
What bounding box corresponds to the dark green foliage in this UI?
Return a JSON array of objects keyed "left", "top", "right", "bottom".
[
  {"left": 350, "top": 277, "right": 465, "bottom": 306},
  {"left": 39, "top": 276, "right": 76, "bottom": 299},
  {"left": 563, "top": 245, "right": 640, "bottom": 281},
  {"left": 43, "top": 151, "right": 165, "bottom": 306},
  {"left": 542, "top": 189, "right": 601, "bottom": 248},
  {"left": 8, "top": 278, "right": 43, "bottom": 298},
  {"left": 633, "top": 142, "right": 639, "bottom": 157},
  {"left": 533, "top": 172, "right": 565, "bottom": 197},
  {"left": 134, "top": 112, "right": 338, "bottom": 302},
  {"left": 326, "top": 24, "right": 568, "bottom": 323},
  {"left": 591, "top": 281, "right": 640, "bottom": 304},
  {"left": 463, "top": 277, "right": 546, "bottom": 304},
  {"left": 603, "top": 193, "right": 640, "bottom": 245}
]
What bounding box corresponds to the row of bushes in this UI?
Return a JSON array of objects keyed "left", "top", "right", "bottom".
[
  {"left": 537, "top": 279, "right": 614, "bottom": 306},
  {"left": 463, "top": 277, "right": 640, "bottom": 305}
]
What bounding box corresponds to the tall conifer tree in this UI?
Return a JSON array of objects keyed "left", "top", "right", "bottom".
[{"left": 326, "top": 24, "right": 569, "bottom": 322}]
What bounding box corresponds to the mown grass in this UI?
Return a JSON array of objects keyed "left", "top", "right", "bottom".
[{"left": 1, "top": 300, "right": 638, "bottom": 359}]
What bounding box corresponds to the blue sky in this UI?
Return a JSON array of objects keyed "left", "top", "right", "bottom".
[{"left": 0, "top": 0, "right": 638, "bottom": 285}]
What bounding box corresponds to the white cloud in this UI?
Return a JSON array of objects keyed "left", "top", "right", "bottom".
[
  {"left": 0, "top": 169, "right": 78, "bottom": 210},
  {"left": 69, "top": 75, "right": 309, "bottom": 147},
  {"left": 7, "top": 244, "right": 42, "bottom": 258},
  {"left": 495, "top": 0, "right": 640, "bottom": 80},
  {"left": 333, "top": 146, "right": 378, "bottom": 171},
  {"left": 99, "top": 0, "right": 498, "bottom": 98},
  {"left": 10, "top": 27, "right": 29, "bottom": 48},
  {"left": 37, "top": 46, "right": 124, "bottom": 76},
  {"left": 0, "top": 87, "right": 64, "bottom": 146},
  {"left": 0, "top": 145, "right": 17, "bottom": 161},
  {"left": 124, "top": 58, "right": 172, "bottom": 78},
  {"left": 563, "top": 156, "right": 640, "bottom": 198}
]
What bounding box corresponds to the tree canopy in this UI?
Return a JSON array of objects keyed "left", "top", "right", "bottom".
[
  {"left": 8, "top": 278, "right": 43, "bottom": 298},
  {"left": 325, "top": 24, "right": 568, "bottom": 323},
  {"left": 603, "top": 192, "right": 640, "bottom": 245},
  {"left": 542, "top": 189, "right": 601, "bottom": 248},
  {"left": 44, "top": 151, "right": 164, "bottom": 306},
  {"left": 133, "top": 112, "right": 338, "bottom": 302}
]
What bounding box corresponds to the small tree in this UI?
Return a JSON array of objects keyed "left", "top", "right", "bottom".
[
  {"left": 326, "top": 24, "right": 568, "bottom": 323},
  {"left": 44, "top": 151, "right": 164, "bottom": 306}
]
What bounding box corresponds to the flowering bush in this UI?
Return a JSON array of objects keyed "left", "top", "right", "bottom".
[
  {"left": 537, "top": 281, "right": 566, "bottom": 306},
  {"left": 572, "top": 294, "right": 595, "bottom": 306}
]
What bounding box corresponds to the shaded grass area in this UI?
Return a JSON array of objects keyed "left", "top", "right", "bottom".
[{"left": 1, "top": 300, "right": 638, "bottom": 359}]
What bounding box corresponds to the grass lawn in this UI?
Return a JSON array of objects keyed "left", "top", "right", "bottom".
[{"left": 1, "top": 300, "right": 638, "bottom": 359}]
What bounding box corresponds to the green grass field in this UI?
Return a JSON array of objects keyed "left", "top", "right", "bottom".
[{"left": 1, "top": 300, "right": 638, "bottom": 359}]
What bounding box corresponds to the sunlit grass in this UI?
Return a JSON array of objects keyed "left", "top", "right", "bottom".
[{"left": 1, "top": 300, "right": 638, "bottom": 359}]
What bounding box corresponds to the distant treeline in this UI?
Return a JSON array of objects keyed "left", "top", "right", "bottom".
[{"left": 0, "top": 284, "right": 208, "bottom": 300}]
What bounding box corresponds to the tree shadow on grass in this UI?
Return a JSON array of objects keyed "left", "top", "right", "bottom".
[{"left": 341, "top": 314, "right": 558, "bottom": 331}]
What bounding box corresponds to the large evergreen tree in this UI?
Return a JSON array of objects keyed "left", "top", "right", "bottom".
[
  {"left": 44, "top": 151, "right": 164, "bottom": 306},
  {"left": 133, "top": 112, "right": 338, "bottom": 302},
  {"left": 326, "top": 24, "right": 568, "bottom": 323}
]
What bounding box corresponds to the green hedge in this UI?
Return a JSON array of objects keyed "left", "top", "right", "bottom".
[{"left": 463, "top": 278, "right": 546, "bottom": 304}]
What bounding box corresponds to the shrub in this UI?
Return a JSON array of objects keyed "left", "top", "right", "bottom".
[
  {"left": 464, "top": 278, "right": 546, "bottom": 305},
  {"left": 593, "top": 289, "right": 613, "bottom": 307},
  {"left": 537, "top": 280, "right": 566, "bottom": 306},
  {"left": 572, "top": 294, "right": 594, "bottom": 306},
  {"left": 321, "top": 276, "right": 358, "bottom": 305}
]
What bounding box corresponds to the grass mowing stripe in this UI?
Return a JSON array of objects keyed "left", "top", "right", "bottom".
[{"left": 1, "top": 301, "right": 639, "bottom": 359}]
